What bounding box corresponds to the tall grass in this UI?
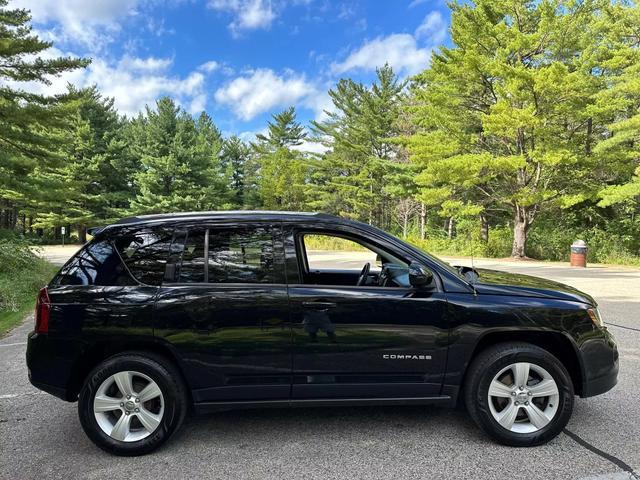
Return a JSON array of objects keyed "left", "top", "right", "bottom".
[{"left": 0, "top": 239, "right": 58, "bottom": 336}]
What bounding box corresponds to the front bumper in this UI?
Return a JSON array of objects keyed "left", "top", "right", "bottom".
[{"left": 579, "top": 328, "right": 618, "bottom": 398}]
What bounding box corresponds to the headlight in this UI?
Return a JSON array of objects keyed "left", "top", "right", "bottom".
[{"left": 587, "top": 308, "right": 604, "bottom": 328}]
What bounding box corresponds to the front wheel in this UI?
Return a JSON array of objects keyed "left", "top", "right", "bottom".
[
  {"left": 464, "top": 342, "right": 574, "bottom": 446},
  {"left": 78, "top": 353, "right": 188, "bottom": 456}
]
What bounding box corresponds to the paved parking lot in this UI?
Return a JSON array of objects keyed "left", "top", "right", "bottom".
[{"left": 1, "top": 250, "right": 638, "bottom": 479}]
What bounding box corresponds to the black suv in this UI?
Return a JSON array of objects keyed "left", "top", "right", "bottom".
[{"left": 27, "top": 211, "right": 618, "bottom": 455}]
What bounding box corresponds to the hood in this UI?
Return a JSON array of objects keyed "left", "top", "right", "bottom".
[{"left": 469, "top": 268, "right": 595, "bottom": 305}]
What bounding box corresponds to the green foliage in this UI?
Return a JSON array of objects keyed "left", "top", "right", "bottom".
[
  {"left": 256, "top": 107, "right": 306, "bottom": 148},
  {"left": 311, "top": 64, "right": 408, "bottom": 226},
  {"left": 221, "top": 135, "right": 251, "bottom": 207},
  {"left": 129, "top": 98, "right": 228, "bottom": 214},
  {"left": 0, "top": 0, "right": 89, "bottom": 223},
  {"left": 303, "top": 234, "right": 367, "bottom": 252},
  {"left": 403, "top": 0, "right": 640, "bottom": 258},
  {"left": 1, "top": 0, "right": 640, "bottom": 270},
  {"left": 33, "top": 86, "right": 137, "bottom": 238},
  {"left": 252, "top": 107, "right": 309, "bottom": 210},
  {"left": 0, "top": 239, "right": 57, "bottom": 335}
]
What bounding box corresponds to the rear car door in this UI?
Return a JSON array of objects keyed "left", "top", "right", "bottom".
[
  {"left": 153, "top": 222, "right": 292, "bottom": 405},
  {"left": 284, "top": 225, "right": 450, "bottom": 401}
]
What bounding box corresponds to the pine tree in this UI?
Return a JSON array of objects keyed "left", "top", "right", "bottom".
[
  {"left": 221, "top": 136, "right": 251, "bottom": 207},
  {"left": 34, "top": 86, "right": 138, "bottom": 240},
  {"left": 256, "top": 107, "right": 306, "bottom": 149},
  {"left": 252, "top": 107, "right": 309, "bottom": 210},
  {"left": 311, "top": 64, "right": 406, "bottom": 227},
  {"left": 130, "top": 98, "right": 226, "bottom": 214},
  {"left": 0, "top": 0, "right": 89, "bottom": 230},
  {"left": 594, "top": 4, "right": 640, "bottom": 209},
  {"left": 404, "top": 0, "right": 630, "bottom": 257}
]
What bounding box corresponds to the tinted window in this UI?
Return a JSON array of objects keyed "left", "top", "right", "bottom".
[
  {"left": 303, "top": 234, "right": 379, "bottom": 271},
  {"left": 54, "top": 240, "right": 135, "bottom": 286},
  {"left": 179, "top": 230, "right": 206, "bottom": 283},
  {"left": 113, "top": 227, "right": 173, "bottom": 286},
  {"left": 208, "top": 227, "right": 278, "bottom": 283}
]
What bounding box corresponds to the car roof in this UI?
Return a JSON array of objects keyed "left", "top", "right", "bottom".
[{"left": 107, "top": 210, "right": 342, "bottom": 228}]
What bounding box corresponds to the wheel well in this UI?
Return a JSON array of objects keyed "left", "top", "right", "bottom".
[
  {"left": 66, "top": 340, "right": 191, "bottom": 403},
  {"left": 463, "top": 331, "right": 583, "bottom": 396}
]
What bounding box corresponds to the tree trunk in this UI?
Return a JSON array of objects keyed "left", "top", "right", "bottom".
[
  {"left": 585, "top": 117, "right": 593, "bottom": 156},
  {"left": 402, "top": 212, "right": 409, "bottom": 239},
  {"left": 10, "top": 206, "right": 18, "bottom": 229},
  {"left": 420, "top": 203, "right": 426, "bottom": 240},
  {"left": 480, "top": 212, "right": 489, "bottom": 243},
  {"left": 511, "top": 209, "right": 530, "bottom": 258},
  {"left": 447, "top": 217, "right": 455, "bottom": 239},
  {"left": 78, "top": 225, "right": 87, "bottom": 244}
]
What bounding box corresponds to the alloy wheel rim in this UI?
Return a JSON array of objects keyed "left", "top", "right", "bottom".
[
  {"left": 487, "top": 362, "right": 559, "bottom": 434},
  {"left": 93, "top": 370, "right": 164, "bottom": 442}
]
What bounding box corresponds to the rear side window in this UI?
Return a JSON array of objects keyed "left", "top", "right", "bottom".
[
  {"left": 113, "top": 227, "right": 174, "bottom": 286},
  {"left": 179, "top": 230, "right": 206, "bottom": 283},
  {"left": 54, "top": 240, "right": 135, "bottom": 286},
  {"left": 208, "top": 228, "right": 278, "bottom": 283},
  {"left": 169, "top": 226, "right": 283, "bottom": 284}
]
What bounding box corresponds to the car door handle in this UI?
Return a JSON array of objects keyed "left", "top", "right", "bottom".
[{"left": 302, "top": 301, "right": 336, "bottom": 310}]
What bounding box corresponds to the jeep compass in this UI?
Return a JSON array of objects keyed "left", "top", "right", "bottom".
[{"left": 26, "top": 211, "right": 618, "bottom": 456}]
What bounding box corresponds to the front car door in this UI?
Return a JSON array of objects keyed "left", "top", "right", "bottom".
[
  {"left": 153, "top": 221, "right": 292, "bottom": 405},
  {"left": 284, "top": 223, "right": 450, "bottom": 401}
]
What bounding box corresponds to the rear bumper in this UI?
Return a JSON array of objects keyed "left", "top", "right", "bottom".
[
  {"left": 26, "top": 331, "right": 75, "bottom": 401},
  {"left": 579, "top": 328, "right": 619, "bottom": 398}
]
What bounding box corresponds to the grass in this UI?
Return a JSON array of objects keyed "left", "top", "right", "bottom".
[
  {"left": 0, "top": 251, "right": 58, "bottom": 337},
  {"left": 0, "top": 293, "right": 39, "bottom": 337},
  {"left": 303, "top": 234, "right": 367, "bottom": 251}
]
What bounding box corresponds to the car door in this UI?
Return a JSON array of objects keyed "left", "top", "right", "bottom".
[
  {"left": 153, "top": 222, "right": 292, "bottom": 404},
  {"left": 284, "top": 224, "right": 450, "bottom": 400}
]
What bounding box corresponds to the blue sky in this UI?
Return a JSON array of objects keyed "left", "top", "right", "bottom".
[{"left": 13, "top": 0, "right": 450, "bottom": 147}]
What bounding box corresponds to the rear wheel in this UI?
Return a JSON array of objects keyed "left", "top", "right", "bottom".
[
  {"left": 78, "top": 353, "right": 187, "bottom": 456},
  {"left": 464, "top": 342, "right": 574, "bottom": 446}
]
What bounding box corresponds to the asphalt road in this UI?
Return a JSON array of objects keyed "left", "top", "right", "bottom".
[{"left": 1, "top": 250, "right": 639, "bottom": 479}]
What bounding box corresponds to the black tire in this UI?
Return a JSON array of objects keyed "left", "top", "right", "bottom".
[
  {"left": 464, "top": 342, "right": 574, "bottom": 447},
  {"left": 78, "top": 352, "right": 188, "bottom": 456}
]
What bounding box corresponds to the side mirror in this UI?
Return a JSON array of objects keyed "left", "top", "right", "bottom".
[
  {"left": 375, "top": 253, "right": 383, "bottom": 268},
  {"left": 409, "top": 262, "right": 433, "bottom": 288}
]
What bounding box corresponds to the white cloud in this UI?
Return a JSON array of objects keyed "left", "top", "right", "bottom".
[
  {"left": 214, "top": 68, "right": 316, "bottom": 120},
  {"left": 237, "top": 128, "right": 268, "bottom": 143},
  {"left": 118, "top": 55, "right": 174, "bottom": 72},
  {"left": 415, "top": 11, "right": 446, "bottom": 43},
  {"left": 199, "top": 60, "right": 220, "bottom": 73},
  {"left": 13, "top": 0, "right": 143, "bottom": 48},
  {"left": 4, "top": 48, "right": 210, "bottom": 116},
  {"left": 189, "top": 93, "right": 208, "bottom": 114},
  {"left": 207, "top": 0, "right": 276, "bottom": 36},
  {"left": 292, "top": 138, "right": 330, "bottom": 155},
  {"left": 408, "top": 0, "right": 429, "bottom": 8},
  {"left": 331, "top": 34, "right": 431, "bottom": 76},
  {"left": 330, "top": 10, "right": 447, "bottom": 76},
  {"left": 84, "top": 59, "right": 207, "bottom": 116},
  {"left": 301, "top": 90, "right": 334, "bottom": 122}
]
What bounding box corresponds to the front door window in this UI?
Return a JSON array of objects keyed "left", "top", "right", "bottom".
[{"left": 298, "top": 232, "right": 410, "bottom": 288}]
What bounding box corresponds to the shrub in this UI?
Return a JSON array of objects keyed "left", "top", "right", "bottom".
[{"left": 0, "top": 239, "right": 55, "bottom": 314}]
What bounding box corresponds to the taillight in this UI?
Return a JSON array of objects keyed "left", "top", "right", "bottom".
[{"left": 34, "top": 287, "right": 51, "bottom": 334}]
